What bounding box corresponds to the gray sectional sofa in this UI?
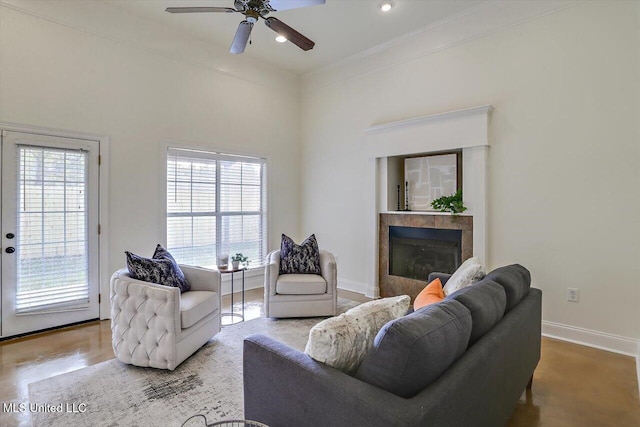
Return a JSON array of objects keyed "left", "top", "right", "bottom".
[{"left": 243, "top": 264, "right": 541, "bottom": 427}]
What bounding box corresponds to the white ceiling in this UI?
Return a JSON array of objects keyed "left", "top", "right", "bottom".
[
  {"left": 1, "top": 0, "right": 575, "bottom": 88},
  {"left": 105, "top": 0, "right": 486, "bottom": 75}
]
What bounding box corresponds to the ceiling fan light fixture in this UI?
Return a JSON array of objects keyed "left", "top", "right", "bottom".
[
  {"left": 380, "top": 1, "right": 394, "bottom": 12},
  {"left": 275, "top": 35, "right": 287, "bottom": 43},
  {"left": 166, "top": 0, "right": 323, "bottom": 53}
]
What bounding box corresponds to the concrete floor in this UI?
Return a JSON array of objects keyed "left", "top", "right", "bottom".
[{"left": 1, "top": 288, "right": 638, "bottom": 426}]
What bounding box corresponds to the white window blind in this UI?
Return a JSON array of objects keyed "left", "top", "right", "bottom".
[
  {"left": 167, "top": 148, "right": 267, "bottom": 269},
  {"left": 16, "top": 146, "right": 89, "bottom": 313}
]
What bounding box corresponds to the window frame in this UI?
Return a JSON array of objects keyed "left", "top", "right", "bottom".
[{"left": 164, "top": 146, "right": 268, "bottom": 270}]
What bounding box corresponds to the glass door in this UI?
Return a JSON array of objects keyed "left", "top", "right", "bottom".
[{"left": 1, "top": 131, "right": 100, "bottom": 337}]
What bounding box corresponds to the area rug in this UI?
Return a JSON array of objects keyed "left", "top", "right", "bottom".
[{"left": 28, "top": 299, "right": 359, "bottom": 427}]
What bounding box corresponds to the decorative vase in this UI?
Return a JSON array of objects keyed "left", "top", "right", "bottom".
[
  {"left": 217, "top": 254, "right": 229, "bottom": 269},
  {"left": 232, "top": 260, "right": 240, "bottom": 269}
]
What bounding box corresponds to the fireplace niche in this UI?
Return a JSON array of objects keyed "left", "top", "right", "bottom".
[{"left": 379, "top": 213, "right": 472, "bottom": 302}]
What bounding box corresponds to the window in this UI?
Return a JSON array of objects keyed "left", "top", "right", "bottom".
[
  {"left": 16, "top": 145, "right": 90, "bottom": 312},
  {"left": 166, "top": 148, "right": 266, "bottom": 269}
]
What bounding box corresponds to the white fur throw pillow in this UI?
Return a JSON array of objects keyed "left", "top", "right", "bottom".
[
  {"left": 443, "top": 257, "right": 485, "bottom": 296},
  {"left": 304, "top": 295, "right": 410, "bottom": 374}
]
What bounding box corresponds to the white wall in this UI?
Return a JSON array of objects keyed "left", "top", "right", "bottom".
[
  {"left": 300, "top": 1, "right": 640, "bottom": 344},
  {"left": 2, "top": 1, "right": 638, "bottom": 351},
  {"left": 0, "top": 6, "right": 301, "bottom": 312}
]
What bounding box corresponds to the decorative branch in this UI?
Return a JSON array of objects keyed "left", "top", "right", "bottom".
[{"left": 405, "top": 181, "right": 410, "bottom": 211}]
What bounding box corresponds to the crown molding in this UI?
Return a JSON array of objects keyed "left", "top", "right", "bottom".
[{"left": 303, "top": 0, "right": 582, "bottom": 90}]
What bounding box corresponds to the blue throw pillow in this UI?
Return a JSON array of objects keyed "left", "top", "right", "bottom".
[
  {"left": 125, "top": 245, "right": 190, "bottom": 292},
  {"left": 279, "top": 234, "right": 321, "bottom": 275}
]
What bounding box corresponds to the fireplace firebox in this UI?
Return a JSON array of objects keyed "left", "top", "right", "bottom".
[
  {"left": 379, "top": 213, "right": 473, "bottom": 301},
  {"left": 389, "top": 226, "right": 462, "bottom": 282}
]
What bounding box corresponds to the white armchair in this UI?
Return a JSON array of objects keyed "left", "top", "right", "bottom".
[
  {"left": 110, "top": 265, "right": 221, "bottom": 370},
  {"left": 264, "top": 249, "right": 337, "bottom": 318}
]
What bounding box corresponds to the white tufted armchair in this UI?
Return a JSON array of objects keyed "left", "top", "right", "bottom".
[
  {"left": 110, "top": 265, "right": 221, "bottom": 370},
  {"left": 264, "top": 249, "right": 337, "bottom": 318}
]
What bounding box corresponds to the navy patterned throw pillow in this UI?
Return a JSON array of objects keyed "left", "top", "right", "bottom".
[
  {"left": 153, "top": 244, "right": 180, "bottom": 266},
  {"left": 125, "top": 245, "right": 190, "bottom": 292},
  {"left": 279, "top": 234, "right": 322, "bottom": 275},
  {"left": 153, "top": 244, "right": 190, "bottom": 292}
]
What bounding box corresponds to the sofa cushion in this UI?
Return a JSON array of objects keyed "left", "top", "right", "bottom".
[
  {"left": 279, "top": 234, "right": 322, "bottom": 275},
  {"left": 276, "top": 274, "right": 327, "bottom": 295},
  {"left": 413, "top": 278, "right": 444, "bottom": 310},
  {"left": 484, "top": 264, "right": 531, "bottom": 311},
  {"left": 180, "top": 291, "right": 219, "bottom": 329},
  {"left": 442, "top": 257, "right": 485, "bottom": 296},
  {"left": 427, "top": 272, "right": 452, "bottom": 286},
  {"left": 446, "top": 280, "right": 506, "bottom": 345},
  {"left": 355, "top": 299, "right": 472, "bottom": 398},
  {"left": 304, "top": 295, "right": 410, "bottom": 374}
]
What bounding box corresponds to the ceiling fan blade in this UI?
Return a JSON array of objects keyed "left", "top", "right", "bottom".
[
  {"left": 268, "top": 0, "right": 325, "bottom": 11},
  {"left": 230, "top": 20, "right": 254, "bottom": 54},
  {"left": 165, "top": 7, "right": 237, "bottom": 14},
  {"left": 264, "top": 17, "right": 315, "bottom": 51}
]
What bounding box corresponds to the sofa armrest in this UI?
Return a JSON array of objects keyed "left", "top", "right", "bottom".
[
  {"left": 243, "top": 334, "right": 418, "bottom": 427},
  {"left": 428, "top": 272, "right": 451, "bottom": 285},
  {"left": 180, "top": 265, "right": 221, "bottom": 294},
  {"left": 110, "top": 269, "right": 181, "bottom": 367},
  {"left": 319, "top": 250, "right": 337, "bottom": 295},
  {"left": 110, "top": 269, "right": 180, "bottom": 334}
]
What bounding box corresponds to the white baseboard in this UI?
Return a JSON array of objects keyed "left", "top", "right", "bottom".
[
  {"left": 337, "top": 277, "right": 368, "bottom": 296},
  {"left": 636, "top": 343, "right": 640, "bottom": 397},
  {"left": 542, "top": 320, "right": 638, "bottom": 357}
]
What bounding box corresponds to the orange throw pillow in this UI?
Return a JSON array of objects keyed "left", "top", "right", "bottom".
[{"left": 414, "top": 278, "right": 444, "bottom": 310}]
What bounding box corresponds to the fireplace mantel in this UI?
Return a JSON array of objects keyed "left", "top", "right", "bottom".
[
  {"left": 364, "top": 105, "right": 493, "bottom": 136},
  {"left": 363, "top": 105, "right": 492, "bottom": 298},
  {"left": 363, "top": 105, "right": 492, "bottom": 158}
]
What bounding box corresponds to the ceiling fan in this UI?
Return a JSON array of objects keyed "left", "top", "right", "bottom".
[{"left": 166, "top": 0, "right": 325, "bottom": 54}]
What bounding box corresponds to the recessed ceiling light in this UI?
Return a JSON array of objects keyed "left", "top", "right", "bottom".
[
  {"left": 275, "top": 35, "right": 287, "bottom": 43},
  {"left": 380, "top": 1, "right": 394, "bottom": 12}
]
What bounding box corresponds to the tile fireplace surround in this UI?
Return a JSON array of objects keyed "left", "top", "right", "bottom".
[{"left": 379, "top": 213, "right": 473, "bottom": 301}]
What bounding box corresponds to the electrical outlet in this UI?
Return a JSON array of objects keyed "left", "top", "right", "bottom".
[{"left": 567, "top": 288, "right": 579, "bottom": 302}]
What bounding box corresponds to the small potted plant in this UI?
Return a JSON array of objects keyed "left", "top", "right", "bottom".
[
  {"left": 431, "top": 189, "right": 467, "bottom": 218},
  {"left": 231, "top": 253, "right": 248, "bottom": 269}
]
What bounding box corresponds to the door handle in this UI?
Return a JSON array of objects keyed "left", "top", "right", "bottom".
[{"left": 5, "top": 247, "right": 15, "bottom": 254}]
